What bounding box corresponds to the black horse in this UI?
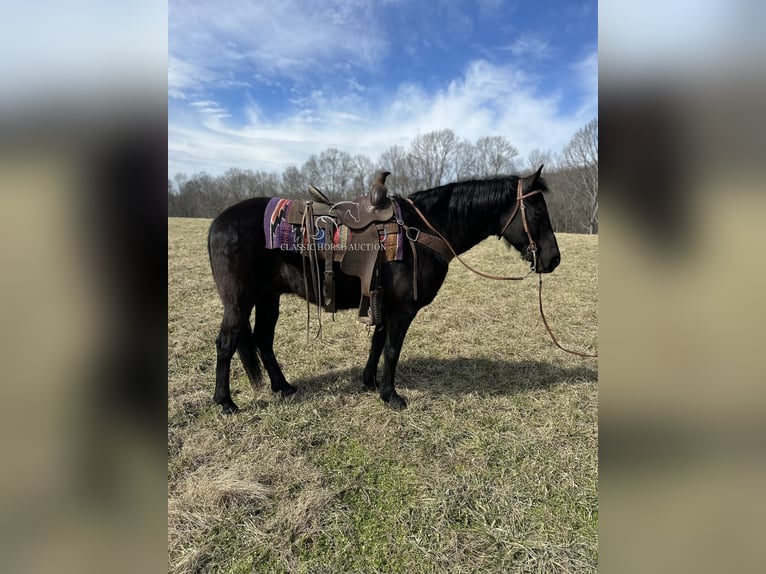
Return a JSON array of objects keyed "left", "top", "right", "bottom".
[{"left": 208, "top": 166, "right": 560, "bottom": 413}]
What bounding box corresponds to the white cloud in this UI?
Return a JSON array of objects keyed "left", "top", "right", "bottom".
[
  {"left": 168, "top": 0, "right": 387, "bottom": 100},
  {"left": 168, "top": 58, "right": 597, "bottom": 176},
  {"left": 502, "top": 34, "right": 552, "bottom": 58},
  {"left": 168, "top": 56, "right": 210, "bottom": 99},
  {"left": 168, "top": 1, "right": 597, "bottom": 176},
  {"left": 571, "top": 49, "right": 598, "bottom": 118},
  {"left": 188, "top": 99, "right": 231, "bottom": 118}
]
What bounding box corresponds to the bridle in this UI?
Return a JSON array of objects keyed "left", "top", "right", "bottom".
[
  {"left": 498, "top": 179, "right": 543, "bottom": 257},
  {"left": 402, "top": 178, "right": 542, "bottom": 280},
  {"left": 403, "top": 178, "right": 597, "bottom": 358}
]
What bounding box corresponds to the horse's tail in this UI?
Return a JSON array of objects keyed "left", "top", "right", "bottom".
[{"left": 237, "top": 321, "right": 264, "bottom": 388}]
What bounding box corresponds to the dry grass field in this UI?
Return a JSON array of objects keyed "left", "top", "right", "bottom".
[{"left": 168, "top": 217, "right": 598, "bottom": 573}]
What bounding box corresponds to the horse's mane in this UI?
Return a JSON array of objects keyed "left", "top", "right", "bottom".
[{"left": 402, "top": 175, "right": 549, "bottom": 221}]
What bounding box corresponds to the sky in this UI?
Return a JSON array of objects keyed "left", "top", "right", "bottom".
[{"left": 168, "top": 0, "right": 597, "bottom": 177}]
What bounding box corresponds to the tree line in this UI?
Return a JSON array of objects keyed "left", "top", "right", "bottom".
[{"left": 168, "top": 119, "right": 597, "bottom": 234}]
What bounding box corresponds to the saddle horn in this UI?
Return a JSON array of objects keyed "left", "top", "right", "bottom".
[{"left": 369, "top": 170, "right": 391, "bottom": 207}]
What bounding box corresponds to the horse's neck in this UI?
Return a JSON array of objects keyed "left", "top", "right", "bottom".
[{"left": 411, "top": 192, "right": 504, "bottom": 255}]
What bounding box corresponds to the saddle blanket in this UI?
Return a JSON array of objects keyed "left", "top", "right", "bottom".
[{"left": 263, "top": 197, "right": 404, "bottom": 261}]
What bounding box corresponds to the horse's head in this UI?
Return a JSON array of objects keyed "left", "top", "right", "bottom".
[{"left": 499, "top": 165, "right": 561, "bottom": 273}]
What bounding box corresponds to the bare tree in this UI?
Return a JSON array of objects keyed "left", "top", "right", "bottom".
[
  {"left": 173, "top": 172, "right": 188, "bottom": 195},
  {"left": 301, "top": 147, "right": 355, "bottom": 199},
  {"left": 543, "top": 168, "right": 583, "bottom": 233},
  {"left": 408, "top": 129, "right": 459, "bottom": 188},
  {"left": 281, "top": 165, "right": 306, "bottom": 198},
  {"left": 168, "top": 178, "right": 177, "bottom": 216},
  {"left": 177, "top": 172, "right": 217, "bottom": 217},
  {"left": 253, "top": 171, "right": 280, "bottom": 198},
  {"left": 561, "top": 118, "right": 598, "bottom": 233},
  {"left": 377, "top": 145, "right": 415, "bottom": 195},
  {"left": 474, "top": 135, "right": 518, "bottom": 177},
  {"left": 166, "top": 124, "right": 598, "bottom": 229},
  {"left": 219, "top": 168, "right": 252, "bottom": 203},
  {"left": 168, "top": 173, "right": 193, "bottom": 217},
  {"left": 350, "top": 154, "right": 375, "bottom": 196},
  {"left": 452, "top": 140, "right": 478, "bottom": 181},
  {"left": 219, "top": 168, "right": 279, "bottom": 201},
  {"left": 526, "top": 148, "right": 555, "bottom": 171}
]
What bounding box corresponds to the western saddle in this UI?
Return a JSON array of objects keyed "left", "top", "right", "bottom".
[{"left": 288, "top": 170, "right": 452, "bottom": 326}]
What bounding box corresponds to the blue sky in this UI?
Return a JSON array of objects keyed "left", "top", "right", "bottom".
[{"left": 168, "top": 0, "right": 597, "bottom": 176}]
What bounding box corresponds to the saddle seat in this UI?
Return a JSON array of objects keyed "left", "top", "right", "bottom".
[
  {"left": 288, "top": 180, "right": 396, "bottom": 325},
  {"left": 303, "top": 185, "right": 394, "bottom": 229}
]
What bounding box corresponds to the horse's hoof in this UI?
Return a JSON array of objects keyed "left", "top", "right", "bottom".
[
  {"left": 272, "top": 380, "right": 297, "bottom": 396},
  {"left": 220, "top": 401, "right": 239, "bottom": 415},
  {"left": 362, "top": 374, "right": 378, "bottom": 391},
  {"left": 387, "top": 394, "right": 408, "bottom": 410},
  {"left": 280, "top": 384, "right": 298, "bottom": 397}
]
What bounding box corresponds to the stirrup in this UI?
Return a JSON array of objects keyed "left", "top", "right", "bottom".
[
  {"left": 357, "top": 294, "right": 383, "bottom": 327},
  {"left": 358, "top": 296, "right": 372, "bottom": 326}
]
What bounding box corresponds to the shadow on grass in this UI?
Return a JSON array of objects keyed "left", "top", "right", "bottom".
[{"left": 286, "top": 357, "right": 597, "bottom": 400}]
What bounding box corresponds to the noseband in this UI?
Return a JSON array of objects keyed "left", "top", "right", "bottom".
[{"left": 498, "top": 179, "right": 543, "bottom": 254}]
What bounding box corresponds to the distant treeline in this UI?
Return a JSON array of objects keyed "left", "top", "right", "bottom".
[{"left": 169, "top": 120, "right": 597, "bottom": 234}]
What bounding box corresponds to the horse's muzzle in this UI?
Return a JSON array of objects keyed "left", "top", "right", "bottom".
[{"left": 538, "top": 252, "right": 561, "bottom": 273}]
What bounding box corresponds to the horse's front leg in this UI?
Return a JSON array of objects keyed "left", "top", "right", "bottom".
[
  {"left": 379, "top": 311, "right": 416, "bottom": 410},
  {"left": 362, "top": 324, "right": 386, "bottom": 390}
]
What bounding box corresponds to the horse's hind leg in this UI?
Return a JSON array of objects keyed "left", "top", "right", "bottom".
[
  {"left": 254, "top": 295, "right": 297, "bottom": 397},
  {"left": 214, "top": 304, "right": 249, "bottom": 414}
]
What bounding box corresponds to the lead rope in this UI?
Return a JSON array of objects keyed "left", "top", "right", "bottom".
[{"left": 537, "top": 272, "right": 598, "bottom": 358}]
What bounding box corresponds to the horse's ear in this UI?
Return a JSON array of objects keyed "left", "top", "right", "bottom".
[{"left": 522, "top": 164, "right": 544, "bottom": 190}]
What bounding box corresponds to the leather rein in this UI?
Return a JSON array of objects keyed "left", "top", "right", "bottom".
[
  {"left": 403, "top": 179, "right": 597, "bottom": 359},
  {"left": 402, "top": 180, "right": 539, "bottom": 281}
]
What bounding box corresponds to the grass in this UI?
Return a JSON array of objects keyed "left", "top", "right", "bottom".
[{"left": 168, "top": 217, "right": 598, "bottom": 573}]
